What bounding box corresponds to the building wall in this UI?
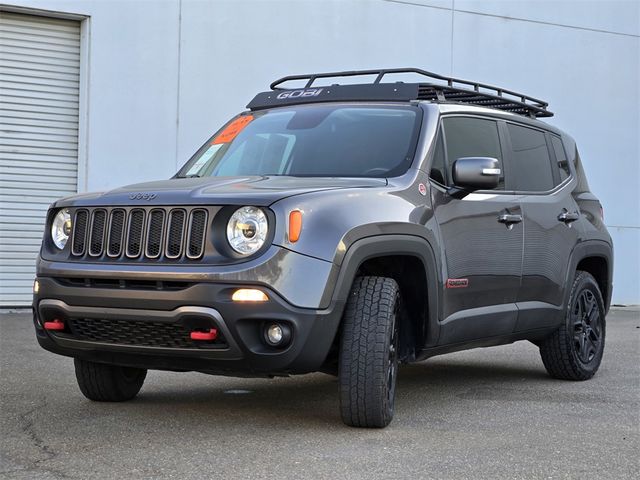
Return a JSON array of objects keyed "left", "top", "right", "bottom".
[{"left": 3, "top": 0, "right": 639, "bottom": 303}]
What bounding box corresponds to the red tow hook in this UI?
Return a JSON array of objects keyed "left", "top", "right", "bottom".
[
  {"left": 190, "top": 328, "right": 218, "bottom": 341},
  {"left": 43, "top": 319, "right": 65, "bottom": 331}
]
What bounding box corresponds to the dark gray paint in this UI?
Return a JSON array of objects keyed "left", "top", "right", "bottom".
[
  {"left": 35, "top": 101, "right": 613, "bottom": 375},
  {"left": 51, "top": 176, "right": 387, "bottom": 208},
  {"left": 38, "top": 246, "right": 335, "bottom": 309}
]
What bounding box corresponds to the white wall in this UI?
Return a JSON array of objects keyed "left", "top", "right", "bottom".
[{"left": 4, "top": 0, "right": 640, "bottom": 303}]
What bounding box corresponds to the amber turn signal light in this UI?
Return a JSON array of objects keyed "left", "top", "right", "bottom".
[{"left": 288, "top": 210, "right": 302, "bottom": 243}]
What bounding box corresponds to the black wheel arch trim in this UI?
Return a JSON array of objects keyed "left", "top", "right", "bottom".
[
  {"left": 563, "top": 240, "right": 613, "bottom": 313},
  {"left": 321, "top": 234, "right": 442, "bottom": 348}
]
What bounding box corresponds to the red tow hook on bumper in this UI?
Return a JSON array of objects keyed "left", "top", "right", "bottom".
[
  {"left": 43, "top": 319, "right": 65, "bottom": 331},
  {"left": 190, "top": 328, "right": 218, "bottom": 341}
]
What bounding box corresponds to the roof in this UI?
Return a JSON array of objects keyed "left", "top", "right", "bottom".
[{"left": 247, "top": 68, "right": 553, "bottom": 118}]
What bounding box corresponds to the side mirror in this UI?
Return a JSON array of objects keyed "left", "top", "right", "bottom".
[{"left": 452, "top": 157, "right": 501, "bottom": 191}]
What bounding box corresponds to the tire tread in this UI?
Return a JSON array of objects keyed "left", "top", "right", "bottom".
[
  {"left": 339, "top": 276, "right": 399, "bottom": 428},
  {"left": 74, "top": 359, "right": 146, "bottom": 402},
  {"left": 539, "top": 270, "right": 605, "bottom": 381}
]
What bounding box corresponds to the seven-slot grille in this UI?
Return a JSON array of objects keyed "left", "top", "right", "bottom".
[{"left": 71, "top": 208, "right": 208, "bottom": 260}]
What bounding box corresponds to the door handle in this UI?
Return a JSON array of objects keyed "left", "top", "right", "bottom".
[
  {"left": 558, "top": 210, "right": 580, "bottom": 224},
  {"left": 498, "top": 213, "right": 523, "bottom": 225}
]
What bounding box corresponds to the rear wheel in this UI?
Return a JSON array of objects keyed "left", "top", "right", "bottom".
[
  {"left": 539, "top": 271, "right": 606, "bottom": 380},
  {"left": 338, "top": 276, "right": 400, "bottom": 428},
  {"left": 74, "top": 359, "right": 147, "bottom": 402}
]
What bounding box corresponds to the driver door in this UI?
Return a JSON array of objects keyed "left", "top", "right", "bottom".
[{"left": 430, "top": 116, "right": 523, "bottom": 344}]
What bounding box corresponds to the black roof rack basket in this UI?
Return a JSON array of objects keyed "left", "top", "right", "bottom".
[{"left": 248, "top": 68, "right": 552, "bottom": 118}]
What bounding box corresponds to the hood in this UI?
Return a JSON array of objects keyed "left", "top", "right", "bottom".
[{"left": 52, "top": 176, "right": 388, "bottom": 208}]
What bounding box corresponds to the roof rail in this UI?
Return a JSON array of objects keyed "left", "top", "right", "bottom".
[{"left": 247, "top": 68, "right": 552, "bottom": 118}]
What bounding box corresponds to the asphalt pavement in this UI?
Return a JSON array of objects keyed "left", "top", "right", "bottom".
[{"left": 1, "top": 308, "right": 638, "bottom": 479}]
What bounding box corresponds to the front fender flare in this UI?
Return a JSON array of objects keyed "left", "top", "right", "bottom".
[{"left": 321, "top": 234, "right": 441, "bottom": 347}]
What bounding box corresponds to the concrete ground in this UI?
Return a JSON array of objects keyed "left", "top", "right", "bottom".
[{"left": 1, "top": 308, "right": 638, "bottom": 479}]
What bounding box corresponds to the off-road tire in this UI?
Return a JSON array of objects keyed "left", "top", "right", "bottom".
[
  {"left": 74, "top": 359, "right": 147, "bottom": 401},
  {"left": 539, "top": 271, "right": 606, "bottom": 380},
  {"left": 338, "top": 276, "right": 400, "bottom": 428}
]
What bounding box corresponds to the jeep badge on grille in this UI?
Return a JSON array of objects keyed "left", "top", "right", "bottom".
[{"left": 129, "top": 193, "right": 157, "bottom": 201}]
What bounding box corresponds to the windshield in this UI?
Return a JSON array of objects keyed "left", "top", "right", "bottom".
[{"left": 176, "top": 104, "right": 421, "bottom": 178}]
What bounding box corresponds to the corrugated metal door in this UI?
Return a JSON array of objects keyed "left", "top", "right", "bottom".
[{"left": 0, "top": 12, "right": 81, "bottom": 306}]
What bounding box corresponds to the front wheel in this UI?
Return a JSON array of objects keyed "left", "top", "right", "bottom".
[
  {"left": 338, "top": 276, "right": 400, "bottom": 428},
  {"left": 539, "top": 271, "right": 606, "bottom": 380},
  {"left": 74, "top": 359, "right": 147, "bottom": 402}
]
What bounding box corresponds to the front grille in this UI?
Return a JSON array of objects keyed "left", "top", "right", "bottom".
[
  {"left": 66, "top": 317, "right": 225, "bottom": 349},
  {"left": 187, "top": 210, "right": 207, "bottom": 259},
  {"left": 89, "top": 210, "right": 107, "bottom": 256},
  {"left": 71, "top": 210, "right": 88, "bottom": 255},
  {"left": 145, "top": 209, "right": 165, "bottom": 258},
  {"left": 126, "top": 209, "right": 145, "bottom": 258},
  {"left": 70, "top": 207, "right": 208, "bottom": 261},
  {"left": 166, "top": 210, "right": 186, "bottom": 258},
  {"left": 107, "top": 209, "right": 126, "bottom": 257}
]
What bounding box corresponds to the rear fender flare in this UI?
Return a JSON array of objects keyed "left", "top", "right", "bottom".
[{"left": 563, "top": 240, "right": 613, "bottom": 313}]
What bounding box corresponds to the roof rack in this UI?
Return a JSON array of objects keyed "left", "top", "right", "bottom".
[{"left": 247, "top": 68, "right": 552, "bottom": 118}]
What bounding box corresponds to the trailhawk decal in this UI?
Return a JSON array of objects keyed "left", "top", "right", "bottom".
[{"left": 446, "top": 278, "right": 469, "bottom": 288}]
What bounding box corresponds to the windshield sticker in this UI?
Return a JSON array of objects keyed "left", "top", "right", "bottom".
[
  {"left": 185, "top": 144, "right": 223, "bottom": 176},
  {"left": 212, "top": 115, "right": 254, "bottom": 144}
]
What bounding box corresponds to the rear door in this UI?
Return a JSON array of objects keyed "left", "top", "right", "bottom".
[
  {"left": 503, "top": 122, "right": 581, "bottom": 331},
  {"left": 430, "top": 116, "right": 523, "bottom": 344}
]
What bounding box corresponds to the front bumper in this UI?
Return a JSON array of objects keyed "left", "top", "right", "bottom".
[{"left": 33, "top": 276, "right": 343, "bottom": 376}]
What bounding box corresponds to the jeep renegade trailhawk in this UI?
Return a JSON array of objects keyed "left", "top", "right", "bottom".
[{"left": 34, "top": 68, "right": 613, "bottom": 428}]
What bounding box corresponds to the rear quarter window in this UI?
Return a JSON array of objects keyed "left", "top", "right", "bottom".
[{"left": 551, "top": 135, "right": 571, "bottom": 182}]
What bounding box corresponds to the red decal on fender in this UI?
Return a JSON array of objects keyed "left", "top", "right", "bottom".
[{"left": 447, "top": 278, "right": 469, "bottom": 289}]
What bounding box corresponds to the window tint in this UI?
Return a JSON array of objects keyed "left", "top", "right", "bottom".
[
  {"left": 507, "top": 123, "right": 554, "bottom": 192},
  {"left": 429, "top": 129, "right": 447, "bottom": 185},
  {"left": 442, "top": 117, "right": 504, "bottom": 189},
  {"left": 551, "top": 135, "right": 570, "bottom": 182}
]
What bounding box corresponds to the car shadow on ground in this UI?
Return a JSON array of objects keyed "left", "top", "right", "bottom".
[{"left": 118, "top": 359, "right": 551, "bottom": 428}]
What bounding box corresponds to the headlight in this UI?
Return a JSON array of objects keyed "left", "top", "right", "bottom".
[
  {"left": 226, "top": 206, "right": 268, "bottom": 255},
  {"left": 51, "top": 209, "right": 72, "bottom": 250}
]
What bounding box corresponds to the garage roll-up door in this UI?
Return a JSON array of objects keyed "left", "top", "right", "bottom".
[{"left": 0, "top": 11, "right": 81, "bottom": 306}]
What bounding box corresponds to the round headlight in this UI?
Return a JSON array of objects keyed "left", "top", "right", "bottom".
[
  {"left": 226, "top": 206, "right": 268, "bottom": 255},
  {"left": 51, "top": 209, "right": 72, "bottom": 250}
]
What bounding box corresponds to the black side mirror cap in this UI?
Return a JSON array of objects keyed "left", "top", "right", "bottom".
[{"left": 452, "top": 157, "right": 501, "bottom": 191}]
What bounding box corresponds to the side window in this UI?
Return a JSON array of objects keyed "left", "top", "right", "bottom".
[
  {"left": 551, "top": 135, "right": 571, "bottom": 182},
  {"left": 507, "top": 123, "right": 554, "bottom": 192},
  {"left": 442, "top": 117, "right": 504, "bottom": 189},
  {"left": 429, "top": 129, "right": 447, "bottom": 186}
]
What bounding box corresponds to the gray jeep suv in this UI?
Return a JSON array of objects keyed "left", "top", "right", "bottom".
[{"left": 34, "top": 68, "right": 613, "bottom": 428}]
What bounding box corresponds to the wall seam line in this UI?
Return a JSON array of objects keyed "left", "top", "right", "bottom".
[
  {"left": 174, "top": 0, "right": 183, "bottom": 171},
  {"left": 450, "top": 0, "right": 455, "bottom": 75},
  {"left": 383, "top": 0, "right": 640, "bottom": 38}
]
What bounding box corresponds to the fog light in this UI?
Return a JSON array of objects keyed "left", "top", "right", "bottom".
[
  {"left": 33, "top": 279, "right": 39, "bottom": 294},
  {"left": 263, "top": 322, "right": 291, "bottom": 347},
  {"left": 267, "top": 324, "right": 283, "bottom": 344},
  {"left": 232, "top": 289, "right": 268, "bottom": 302}
]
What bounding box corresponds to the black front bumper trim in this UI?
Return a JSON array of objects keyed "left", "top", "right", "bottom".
[{"left": 37, "top": 299, "right": 242, "bottom": 359}]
